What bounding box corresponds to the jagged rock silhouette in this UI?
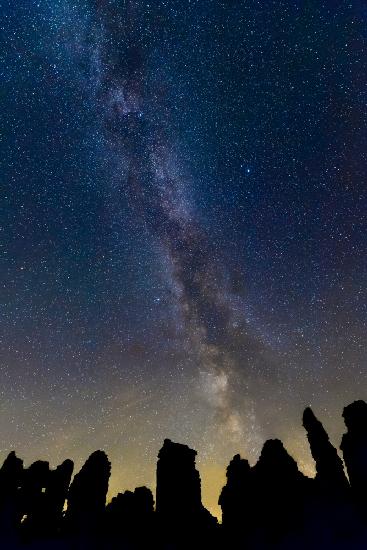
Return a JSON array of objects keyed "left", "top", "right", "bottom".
[
  {"left": 0, "top": 401, "right": 366, "bottom": 549},
  {"left": 0, "top": 451, "right": 23, "bottom": 505},
  {"left": 105, "top": 486, "right": 155, "bottom": 548},
  {"left": 251, "top": 438, "right": 310, "bottom": 543},
  {"left": 219, "top": 454, "right": 250, "bottom": 531},
  {"left": 156, "top": 438, "right": 217, "bottom": 548},
  {"left": 156, "top": 438, "right": 203, "bottom": 518},
  {"left": 0, "top": 451, "right": 23, "bottom": 538},
  {"left": 341, "top": 400, "right": 367, "bottom": 510},
  {"left": 65, "top": 450, "right": 111, "bottom": 538},
  {"left": 302, "top": 407, "right": 354, "bottom": 547},
  {"left": 19, "top": 459, "right": 50, "bottom": 538},
  {"left": 44, "top": 459, "right": 74, "bottom": 536},
  {"left": 303, "top": 407, "right": 349, "bottom": 495}
]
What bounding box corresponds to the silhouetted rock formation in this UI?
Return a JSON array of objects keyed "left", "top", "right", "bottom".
[
  {"left": 157, "top": 439, "right": 202, "bottom": 517},
  {"left": 1, "top": 401, "right": 367, "bottom": 549},
  {"left": 16, "top": 458, "right": 74, "bottom": 542},
  {"left": 44, "top": 459, "right": 74, "bottom": 536},
  {"left": 0, "top": 451, "right": 23, "bottom": 503},
  {"left": 0, "top": 451, "right": 23, "bottom": 537},
  {"left": 303, "top": 407, "right": 349, "bottom": 495},
  {"left": 219, "top": 454, "right": 250, "bottom": 531},
  {"left": 156, "top": 439, "right": 217, "bottom": 547},
  {"left": 302, "top": 407, "right": 356, "bottom": 546},
  {"left": 341, "top": 400, "right": 367, "bottom": 509},
  {"left": 105, "top": 486, "right": 155, "bottom": 548},
  {"left": 65, "top": 450, "right": 111, "bottom": 538},
  {"left": 251, "top": 439, "right": 310, "bottom": 543},
  {"left": 19, "top": 460, "right": 50, "bottom": 539}
]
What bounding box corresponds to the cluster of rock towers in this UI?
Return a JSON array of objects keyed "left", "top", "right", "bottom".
[{"left": 0, "top": 400, "right": 367, "bottom": 549}]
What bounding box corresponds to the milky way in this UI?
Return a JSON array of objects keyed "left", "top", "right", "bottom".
[
  {"left": 2, "top": 0, "right": 367, "bottom": 517},
  {"left": 85, "top": 0, "right": 269, "bottom": 444}
]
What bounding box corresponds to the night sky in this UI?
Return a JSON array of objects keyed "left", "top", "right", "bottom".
[{"left": 2, "top": 0, "right": 367, "bottom": 517}]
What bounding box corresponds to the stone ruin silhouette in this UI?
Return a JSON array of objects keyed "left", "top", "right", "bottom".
[{"left": 0, "top": 400, "right": 367, "bottom": 549}]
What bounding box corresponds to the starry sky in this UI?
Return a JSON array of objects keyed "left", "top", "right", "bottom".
[{"left": 2, "top": 0, "right": 367, "bottom": 517}]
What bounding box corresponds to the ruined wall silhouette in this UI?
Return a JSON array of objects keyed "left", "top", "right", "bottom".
[{"left": 0, "top": 400, "right": 367, "bottom": 549}]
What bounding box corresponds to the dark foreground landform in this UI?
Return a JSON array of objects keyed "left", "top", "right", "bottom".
[{"left": 1, "top": 400, "right": 367, "bottom": 549}]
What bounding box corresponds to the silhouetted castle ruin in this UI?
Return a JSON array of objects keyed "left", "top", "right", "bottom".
[{"left": 0, "top": 400, "right": 367, "bottom": 549}]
